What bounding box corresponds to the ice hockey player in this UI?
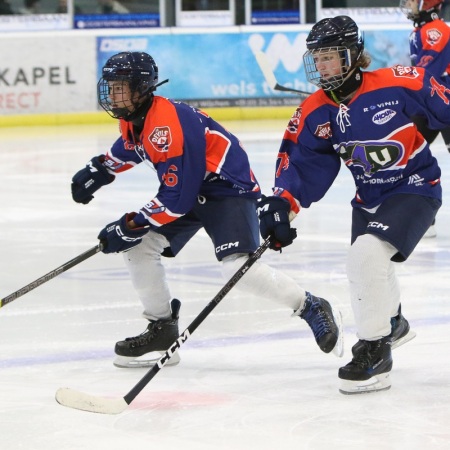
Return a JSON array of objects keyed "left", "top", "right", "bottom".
[
  {"left": 258, "top": 15, "right": 449, "bottom": 394},
  {"left": 70, "top": 51, "right": 343, "bottom": 369},
  {"left": 400, "top": 0, "right": 450, "bottom": 237}
]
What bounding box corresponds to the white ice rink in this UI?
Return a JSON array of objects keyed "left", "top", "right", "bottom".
[{"left": 1, "top": 119, "right": 449, "bottom": 449}]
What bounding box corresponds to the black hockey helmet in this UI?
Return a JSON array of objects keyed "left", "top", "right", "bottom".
[
  {"left": 303, "top": 16, "right": 364, "bottom": 90},
  {"left": 399, "top": 0, "right": 443, "bottom": 23},
  {"left": 98, "top": 52, "right": 160, "bottom": 120}
]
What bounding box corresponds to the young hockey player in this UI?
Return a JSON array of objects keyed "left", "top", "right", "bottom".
[
  {"left": 258, "top": 16, "right": 448, "bottom": 394},
  {"left": 70, "top": 51, "right": 343, "bottom": 369},
  {"left": 400, "top": 0, "right": 450, "bottom": 236}
]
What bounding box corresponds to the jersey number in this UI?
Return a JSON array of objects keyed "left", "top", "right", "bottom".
[{"left": 162, "top": 165, "right": 178, "bottom": 187}]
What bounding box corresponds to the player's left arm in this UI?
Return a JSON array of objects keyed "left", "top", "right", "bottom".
[
  {"left": 132, "top": 112, "right": 207, "bottom": 229},
  {"left": 411, "top": 68, "right": 450, "bottom": 128}
]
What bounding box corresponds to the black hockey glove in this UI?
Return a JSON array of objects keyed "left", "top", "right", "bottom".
[
  {"left": 98, "top": 213, "right": 149, "bottom": 254},
  {"left": 257, "top": 196, "right": 297, "bottom": 250},
  {"left": 71, "top": 155, "right": 115, "bottom": 204}
]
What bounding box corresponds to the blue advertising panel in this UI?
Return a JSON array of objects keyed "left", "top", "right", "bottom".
[
  {"left": 96, "top": 28, "right": 410, "bottom": 108},
  {"left": 75, "top": 13, "right": 159, "bottom": 29},
  {"left": 251, "top": 11, "right": 300, "bottom": 25}
]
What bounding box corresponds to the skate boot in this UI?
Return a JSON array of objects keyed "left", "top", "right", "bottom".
[
  {"left": 339, "top": 336, "right": 392, "bottom": 395},
  {"left": 390, "top": 304, "right": 416, "bottom": 350},
  {"left": 114, "top": 299, "right": 181, "bottom": 368},
  {"left": 296, "top": 292, "right": 344, "bottom": 357}
]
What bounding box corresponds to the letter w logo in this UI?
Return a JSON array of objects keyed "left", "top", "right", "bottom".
[{"left": 248, "top": 33, "right": 308, "bottom": 73}]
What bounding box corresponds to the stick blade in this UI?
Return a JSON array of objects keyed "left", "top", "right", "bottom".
[
  {"left": 254, "top": 50, "right": 310, "bottom": 98},
  {"left": 254, "top": 50, "right": 278, "bottom": 89},
  {"left": 55, "top": 387, "right": 128, "bottom": 415}
]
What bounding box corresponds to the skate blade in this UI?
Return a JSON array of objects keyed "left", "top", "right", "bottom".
[
  {"left": 113, "top": 351, "right": 181, "bottom": 369},
  {"left": 391, "top": 330, "right": 416, "bottom": 350},
  {"left": 331, "top": 308, "right": 344, "bottom": 358},
  {"left": 339, "top": 372, "right": 391, "bottom": 395}
]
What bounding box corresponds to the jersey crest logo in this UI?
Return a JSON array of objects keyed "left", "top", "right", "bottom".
[
  {"left": 391, "top": 65, "right": 419, "bottom": 79},
  {"left": 314, "top": 122, "right": 332, "bottom": 139},
  {"left": 338, "top": 141, "right": 402, "bottom": 176},
  {"left": 426, "top": 28, "right": 442, "bottom": 46},
  {"left": 286, "top": 107, "right": 302, "bottom": 134},
  {"left": 149, "top": 126, "right": 172, "bottom": 152}
]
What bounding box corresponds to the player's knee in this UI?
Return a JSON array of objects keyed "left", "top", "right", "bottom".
[
  {"left": 346, "top": 234, "right": 394, "bottom": 284},
  {"left": 221, "top": 253, "right": 248, "bottom": 280},
  {"left": 125, "top": 230, "right": 169, "bottom": 262}
]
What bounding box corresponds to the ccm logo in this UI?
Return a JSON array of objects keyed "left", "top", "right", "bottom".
[
  {"left": 157, "top": 330, "right": 190, "bottom": 368},
  {"left": 368, "top": 221, "right": 389, "bottom": 231},
  {"left": 216, "top": 242, "right": 239, "bottom": 253}
]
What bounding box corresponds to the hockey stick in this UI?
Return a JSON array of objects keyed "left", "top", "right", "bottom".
[
  {"left": 0, "top": 245, "right": 102, "bottom": 309},
  {"left": 55, "top": 237, "right": 272, "bottom": 414},
  {"left": 254, "top": 50, "right": 312, "bottom": 98}
]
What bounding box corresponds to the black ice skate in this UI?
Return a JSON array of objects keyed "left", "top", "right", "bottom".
[
  {"left": 114, "top": 299, "right": 181, "bottom": 368},
  {"left": 339, "top": 336, "right": 392, "bottom": 395},
  {"left": 390, "top": 304, "right": 416, "bottom": 350},
  {"left": 296, "top": 292, "right": 344, "bottom": 357}
]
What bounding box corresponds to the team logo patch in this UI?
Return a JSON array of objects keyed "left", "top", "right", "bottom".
[
  {"left": 338, "top": 140, "right": 402, "bottom": 176},
  {"left": 286, "top": 107, "right": 302, "bottom": 134},
  {"left": 314, "top": 122, "right": 332, "bottom": 139},
  {"left": 149, "top": 126, "right": 172, "bottom": 152},
  {"left": 391, "top": 65, "right": 419, "bottom": 79},
  {"left": 426, "top": 28, "right": 442, "bottom": 46},
  {"left": 372, "top": 109, "right": 396, "bottom": 125}
]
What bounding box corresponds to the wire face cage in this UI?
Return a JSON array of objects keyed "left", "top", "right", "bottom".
[
  {"left": 303, "top": 46, "right": 352, "bottom": 91},
  {"left": 97, "top": 77, "right": 139, "bottom": 119}
]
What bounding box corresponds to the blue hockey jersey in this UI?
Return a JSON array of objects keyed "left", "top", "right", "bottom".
[
  {"left": 273, "top": 65, "right": 450, "bottom": 213},
  {"left": 409, "top": 18, "right": 450, "bottom": 78},
  {"left": 102, "top": 96, "right": 260, "bottom": 230}
]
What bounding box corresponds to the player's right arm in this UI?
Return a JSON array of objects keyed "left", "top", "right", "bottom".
[
  {"left": 258, "top": 96, "right": 340, "bottom": 249},
  {"left": 71, "top": 136, "right": 142, "bottom": 204},
  {"left": 273, "top": 97, "right": 341, "bottom": 214}
]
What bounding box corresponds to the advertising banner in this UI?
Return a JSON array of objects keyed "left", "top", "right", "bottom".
[
  {"left": 0, "top": 14, "right": 70, "bottom": 31},
  {"left": 0, "top": 25, "right": 412, "bottom": 118},
  {"left": 74, "top": 13, "right": 159, "bottom": 30},
  {"left": 97, "top": 26, "right": 411, "bottom": 108},
  {"left": 0, "top": 33, "right": 97, "bottom": 116}
]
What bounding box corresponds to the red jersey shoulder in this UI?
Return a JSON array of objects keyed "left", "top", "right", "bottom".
[
  {"left": 283, "top": 91, "right": 333, "bottom": 142},
  {"left": 362, "top": 66, "right": 425, "bottom": 92},
  {"left": 143, "top": 96, "right": 184, "bottom": 162},
  {"left": 420, "top": 19, "right": 450, "bottom": 52}
]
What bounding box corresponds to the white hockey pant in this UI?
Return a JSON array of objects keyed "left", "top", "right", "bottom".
[
  {"left": 221, "top": 254, "right": 306, "bottom": 311},
  {"left": 123, "top": 230, "right": 172, "bottom": 321},
  {"left": 346, "top": 233, "right": 400, "bottom": 340}
]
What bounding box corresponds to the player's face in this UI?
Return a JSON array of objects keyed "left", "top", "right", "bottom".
[
  {"left": 313, "top": 50, "right": 343, "bottom": 79},
  {"left": 403, "top": 0, "right": 419, "bottom": 14},
  {"left": 108, "top": 81, "right": 139, "bottom": 112}
]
